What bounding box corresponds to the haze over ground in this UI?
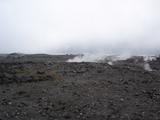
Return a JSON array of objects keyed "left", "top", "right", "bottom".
[{"left": 0, "top": 0, "right": 160, "bottom": 55}]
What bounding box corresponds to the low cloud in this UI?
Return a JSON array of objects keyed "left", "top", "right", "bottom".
[{"left": 0, "top": 0, "right": 160, "bottom": 55}]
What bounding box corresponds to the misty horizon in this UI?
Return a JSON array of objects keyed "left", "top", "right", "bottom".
[{"left": 0, "top": 0, "right": 160, "bottom": 55}]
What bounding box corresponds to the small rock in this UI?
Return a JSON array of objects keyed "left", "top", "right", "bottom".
[
  {"left": 120, "top": 98, "right": 124, "bottom": 102},
  {"left": 8, "top": 102, "right": 12, "bottom": 105},
  {"left": 80, "top": 113, "right": 83, "bottom": 116}
]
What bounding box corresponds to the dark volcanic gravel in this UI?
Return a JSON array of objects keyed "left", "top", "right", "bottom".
[{"left": 0, "top": 55, "right": 160, "bottom": 120}]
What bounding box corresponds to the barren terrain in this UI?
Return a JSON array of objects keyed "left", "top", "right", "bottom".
[{"left": 0, "top": 54, "right": 160, "bottom": 120}]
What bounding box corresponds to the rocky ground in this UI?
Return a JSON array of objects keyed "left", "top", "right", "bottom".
[{"left": 0, "top": 54, "right": 160, "bottom": 120}]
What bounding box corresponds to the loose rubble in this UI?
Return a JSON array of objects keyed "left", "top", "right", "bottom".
[{"left": 0, "top": 54, "right": 160, "bottom": 120}]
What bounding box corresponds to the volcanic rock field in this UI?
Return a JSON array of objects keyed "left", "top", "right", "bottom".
[{"left": 0, "top": 54, "right": 160, "bottom": 120}]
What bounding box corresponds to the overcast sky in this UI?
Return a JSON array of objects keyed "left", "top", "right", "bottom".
[{"left": 0, "top": 0, "right": 160, "bottom": 54}]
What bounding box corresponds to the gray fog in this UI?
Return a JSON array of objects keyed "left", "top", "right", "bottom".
[{"left": 0, "top": 0, "right": 160, "bottom": 55}]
